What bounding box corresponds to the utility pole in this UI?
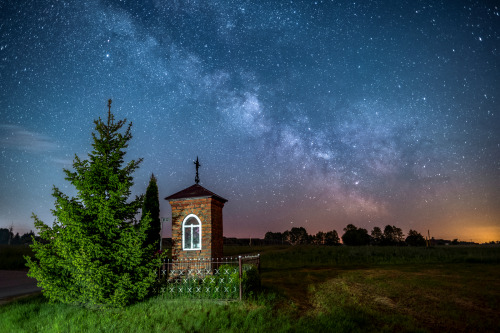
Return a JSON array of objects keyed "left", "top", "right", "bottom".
[{"left": 8, "top": 223, "right": 13, "bottom": 245}]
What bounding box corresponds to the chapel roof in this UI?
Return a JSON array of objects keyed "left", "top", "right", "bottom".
[{"left": 164, "top": 184, "right": 228, "bottom": 203}]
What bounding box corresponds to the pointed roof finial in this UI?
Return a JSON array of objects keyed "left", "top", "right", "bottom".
[{"left": 194, "top": 156, "right": 201, "bottom": 184}]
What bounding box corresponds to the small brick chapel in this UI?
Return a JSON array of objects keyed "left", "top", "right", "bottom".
[{"left": 164, "top": 157, "right": 227, "bottom": 261}]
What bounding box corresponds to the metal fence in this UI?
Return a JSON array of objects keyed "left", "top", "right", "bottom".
[{"left": 159, "top": 255, "right": 260, "bottom": 300}]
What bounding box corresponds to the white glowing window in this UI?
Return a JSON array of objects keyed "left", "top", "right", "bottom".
[{"left": 182, "top": 214, "right": 201, "bottom": 250}]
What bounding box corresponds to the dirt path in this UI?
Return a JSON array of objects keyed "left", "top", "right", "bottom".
[{"left": 0, "top": 270, "right": 41, "bottom": 305}]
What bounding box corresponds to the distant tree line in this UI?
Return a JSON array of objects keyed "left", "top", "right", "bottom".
[
  {"left": 0, "top": 228, "right": 38, "bottom": 245},
  {"left": 265, "top": 224, "right": 428, "bottom": 246},
  {"left": 342, "top": 224, "right": 426, "bottom": 246},
  {"left": 265, "top": 227, "right": 340, "bottom": 246}
]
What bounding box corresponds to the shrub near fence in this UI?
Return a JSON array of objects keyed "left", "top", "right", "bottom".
[{"left": 158, "top": 255, "right": 260, "bottom": 300}]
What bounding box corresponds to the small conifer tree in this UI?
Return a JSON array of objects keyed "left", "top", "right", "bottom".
[
  {"left": 142, "top": 174, "right": 161, "bottom": 251},
  {"left": 26, "top": 100, "right": 161, "bottom": 307}
]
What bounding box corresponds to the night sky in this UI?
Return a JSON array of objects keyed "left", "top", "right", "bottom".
[{"left": 1, "top": 0, "right": 499, "bottom": 242}]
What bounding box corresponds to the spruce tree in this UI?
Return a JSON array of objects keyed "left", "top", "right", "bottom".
[
  {"left": 26, "top": 100, "right": 161, "bottom": 307},
  {"left": 142, "top": 174, "right": 161, "bottom": 251}
]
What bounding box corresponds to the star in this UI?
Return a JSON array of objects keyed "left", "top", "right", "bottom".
[{"left": 0, "top": 0, "right": 498, "bottom": 243}]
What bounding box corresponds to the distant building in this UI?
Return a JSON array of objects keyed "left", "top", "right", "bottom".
[{"left": 164, "top": 184, "right": 227, "bottom": 260}]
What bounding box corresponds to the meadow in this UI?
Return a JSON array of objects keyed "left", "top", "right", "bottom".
[{"left": 1, "top": 245, "right": 499, "bottom": 332}]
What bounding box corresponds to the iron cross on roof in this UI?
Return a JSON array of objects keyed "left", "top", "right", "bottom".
[{"left": 194, "top": 156, "right": 201, "bottom": 184}]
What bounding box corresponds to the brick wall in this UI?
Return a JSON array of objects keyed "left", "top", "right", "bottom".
[
  {"left": 169, "top": 197, "right": 225, "bottom": 260},
  {"left": 210, "top": 199, "right": 224, "bottom": 259}
]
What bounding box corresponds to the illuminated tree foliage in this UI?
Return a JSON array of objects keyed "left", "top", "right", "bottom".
[{"left": 26, "top": 100, "right": 160, "bottom": 307}]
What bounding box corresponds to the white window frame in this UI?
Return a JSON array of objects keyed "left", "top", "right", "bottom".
[{"left": 182, "top": 214, "right": 202, "bottom": 250}]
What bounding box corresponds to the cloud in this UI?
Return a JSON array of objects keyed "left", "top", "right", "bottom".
[{"left": 0, "top": 125, "right": 58, "bottom": 153}]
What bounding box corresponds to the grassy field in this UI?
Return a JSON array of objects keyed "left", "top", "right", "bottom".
[{"left": 1, "top": 245, "right": 499, "bottom": 332}]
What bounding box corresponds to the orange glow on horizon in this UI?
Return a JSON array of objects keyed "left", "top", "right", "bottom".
[{"left": 428, "top": 221, "right": 500, "bottom": 244}]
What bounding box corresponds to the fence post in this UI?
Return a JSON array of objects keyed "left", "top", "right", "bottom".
[
  {"left": 159, "top": 258, "right": 164, "bottom": 280},
  {"left": 259, "top": 254, "right": 261, "bottom": 274},
  {"left": 239, "top": 255, "right": 242, "bottom": 301}
]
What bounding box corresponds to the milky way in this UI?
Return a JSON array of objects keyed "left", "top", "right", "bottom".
[{"left": 1, "top": 0, "right": 499, "bottom": 242}]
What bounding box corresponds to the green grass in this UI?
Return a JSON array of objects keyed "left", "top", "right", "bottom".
[
  {"left": 266, "top": 263, "right": 500, "bottom": 332},
  {"left": 0, "top": 293, "right": 289, "bottom": 333},
  {"left": 1, "top": 245, "right": 499, "bottom": 332}
]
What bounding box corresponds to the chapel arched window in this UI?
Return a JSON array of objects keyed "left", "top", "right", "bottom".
[{"left": 183, "top": 215, "right": 201, "bottom": 250}]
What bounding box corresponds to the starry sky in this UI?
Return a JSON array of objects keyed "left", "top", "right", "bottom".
[{"left": 1, "top": 0, "right": 499, "bottom": 243}]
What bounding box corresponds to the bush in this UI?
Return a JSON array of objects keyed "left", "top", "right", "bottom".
[{"left": 242, "top": 264, "right": 261, "bottom": 294}]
